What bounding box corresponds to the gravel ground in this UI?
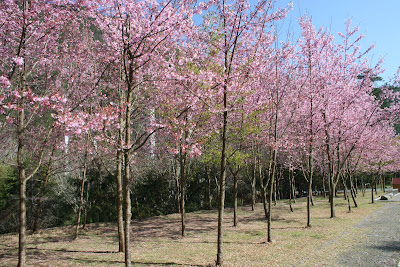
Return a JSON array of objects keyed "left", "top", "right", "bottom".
[{"left": 335, "top": 195, "right": 400, "bottom": 267}]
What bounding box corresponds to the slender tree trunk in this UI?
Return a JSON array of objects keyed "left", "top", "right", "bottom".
[
  {"left": 371, "top": 178, "right": 375, "bottom": 204},
  {"left": 116, "top": 149, "right": 125, "bottom": 252},
  {"left": 116, "top": 86, "right": 126, "bottom": 252},
  {"left": 251, "top": 164, "right": 256, "bottom": 211},
  {"left": 83, "top": 182, "right": 89, "bottom": 230},
  {"left": 206, "top": 166, "right": 212, "bottom": 210},
  {"left": 273, "top": 175, "right": 278, "bottom": 205},
  {"left": 267, "top": 173, "right": 274, "bottom": 242},
  {"left": 74, "top": 137, "right": 89, "bottom": 240},
  {"left": 307, "top": 145, "right": 314, "bottom": 224},
  {"left": 355, "top": 176, "right": 358, "bottom": 194},
  {"left": 179, "top": 149, "right": 186, "bottom": 236},
  {"left": 17, "top": 26, "right": 27, "bottom": 265},
  {"left": 233, "top": 173, "right": 238, "bottom": 226},
  {"left": 33, "top": 150, "right": 54, "bottom": 233},
  {"left": 330, "top": 174, "right": 336, "bottom": 218},
  {"left": 18, "top": 175, "right": 27, "bottom": 267},
  {"left": 323, "top": 111, "right": 335, "bottom": 218},
  {"left": 123, "top": 82, "right": 133, "bottom": 267},
  {"left": 267, "top": 148, "right": 277, "bottom": 242},
  {"left": 216, "top": 86, "right": 228, "bottom": 266},
  {"left": 307, "top": 179, "right": 312, "bottom": 227},
  {"left": 258, "top": 158, "right": 267, "bottom": 218},
  {"left": 230, "top": 168, "right": 239, "bottom": 227},
  {"left": 292, "top": 175, "right": 296, "bottom": 203},
  {"left": 349, "top": 177, "right": 358, "bottom": 207},
  {"left": 123, "top": 151, "right": 132, "bottom": 267},
  {"left": 343, "top": 177, "right": 351, "bottom": 212},
  {"left": 175, "top": 158, "right": 181, "bottom": 214},
  {"left": 289, "top": 170, "right": 293, "bottom": 212}
]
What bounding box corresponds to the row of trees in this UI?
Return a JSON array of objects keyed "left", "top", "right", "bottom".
[{"left": 1, "top": 0, "right": 399, "bottom": 266}]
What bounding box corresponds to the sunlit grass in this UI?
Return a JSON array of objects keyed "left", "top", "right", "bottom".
[{"left": 0, "top": 190, "right": 386, "bottom": 266}]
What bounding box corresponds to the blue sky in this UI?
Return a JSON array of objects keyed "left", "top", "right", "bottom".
[{"left": 277, "top": 0, "right": 400, "bottom": 83}]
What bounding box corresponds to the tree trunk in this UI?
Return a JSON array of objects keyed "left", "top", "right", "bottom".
[
  {"left": 83, "top": 182, "right": 89, "bottom": 230},
  {"left": 179, "top": 149, "right": 186, "bottom": 236},
  {"left": 307, "top": 180, "right": 312, "bottom": 227},
  {"left": 273, "top": 175, "right": 278, "bottom": 206},
  {"left": 251, "top": 163, "right": 256, "bottom": 211},
  {"left": 216, "top": 89, "right": 228, "bottom": 266},
  {"left": 175, "top": 158, "right": 181, "bottom": 214},
  {"left": 18, "top": 176, "right": 27, "bottom": 267},
  {"left": 289, "top": 170, "right": 293, "bottom": 212},
  {"left": 267, "top": 148, "right": 277, "bottom": 242},
  {"left": 258, "top": 157, "right": 267, "bottom": 218},
  {"left": 267, "top": 173, "right": 274, "bottom": 242},
  {"left": 123, "top": 84, "right": 133, "bottom": 267},
  {"left": 330, "top": 173, "right": 336, "bottom": 218},
  {"left": 230, "top": 168, "right": 239, "bottom": 227},
  {"left": 17, "top": 46, "right": 27, "bottom": 267},
  {"left": 123, "top": 152, "right": 132, "bottom": 267},
  {"left": 307, "top": 150, "right": 314, "bottom": 225},
  {"left": 116, "top": 149, "right": 125, "bottom": 252},
  {"left": 343, "top": 177, "right": 351, "bottom": 212},
  {"left": 350, "top": 177, "right": 358, "bottom": 208},
  {"left": 116, "top": 89, "right": 126, "bottom": 252},
  {"left": 292, "top": 175, "right": 296, "bottom": 203},
  {"left": 74, "top": 142, "right": 88, "bottom": 240},
  {"left": 206, "top": 166, "right": 212, "bottom": 210},
  {"left": 33, "top": 151, "right": 54, "bottom": 233},
  {"left": 371, "top": 178, "right": 374, "bottom": 204}
]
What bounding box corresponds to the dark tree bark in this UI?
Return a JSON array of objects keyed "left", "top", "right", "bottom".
[
  {"left": 179, "top": 148, "right": 187, "bottom": 236},
  {"left": 115, "top": 149, "right": 125, "bottom": 252},
  {"left": 115, "top": 90, "right": 126, "bottom": 252},
  {"left": 33, "top": 149, "right": 54, "bottom": 233},
  {"left": 251, "top": 162, "right": 256, "bottom": 211},
  {"left": 123, "top": 85, "right": 133, "bottom": 267},
  {"left": 216, "top": 85, "right": 228, "bottom": 266},
  {"left": 206, "top": 166, "right": 212, "bottom": 210},
  {"left": 229, "top": 166, "right": 240, "bottom": 227},
  {"left": 267, "top": 147, "right": 277, "bottom": 242},
  {"left": 289, "top": 169, "right": 294, "bottom": 212},
  {"left": 74, "top": 135, "right": 89, "bottom": 240},
  {"left": 83, "top": 181, "right": 89, "bottom": 230}
]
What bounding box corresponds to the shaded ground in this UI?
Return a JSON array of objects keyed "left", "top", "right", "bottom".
[{"left": 0, "top": 193, "right": 393, "bottom": 266}]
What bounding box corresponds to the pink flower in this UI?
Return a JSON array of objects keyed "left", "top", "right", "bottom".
[
  {"left": 12, "top": 57, "right": 24, "bottom": 66},
  {"left": 0, "top": 75, "right": 11, "bottom": 88}
]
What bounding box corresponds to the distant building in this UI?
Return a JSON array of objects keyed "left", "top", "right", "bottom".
[{"left": 392, "top": 178, "right": 400, "bottom": 191}]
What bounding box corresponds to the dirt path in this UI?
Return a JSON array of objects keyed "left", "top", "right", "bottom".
[{"left": 334, "top": 200, "right": 400, "bottom": 266}]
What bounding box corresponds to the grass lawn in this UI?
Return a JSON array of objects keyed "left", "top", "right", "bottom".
[{"left": 0, "top": 190, "right": 386, "bottom": 266}]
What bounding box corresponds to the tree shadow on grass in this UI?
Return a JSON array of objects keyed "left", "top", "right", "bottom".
[
  {"left": 370, "top": 241, "right": 400, "bottom": 252},
  {"left": 28, "top": 247, "right": 119, "bottom": 254},
  {"left": 59, "top": 255, "right": 211, "bottom": 266}
]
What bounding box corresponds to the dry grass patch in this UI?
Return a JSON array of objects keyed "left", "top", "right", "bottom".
[{"left": 0, "top": 191, "right": 386, "bottom": 266}]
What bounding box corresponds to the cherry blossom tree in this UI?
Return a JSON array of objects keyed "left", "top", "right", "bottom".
[
  {"left": 0, "top": 1, "right": 96, "bottom": 265},
  {"left": 85, "top": 1, "right": 198, "bottom": 265},
  {"left": 197, "top": 0, "right": 291, "bottom": 264}
]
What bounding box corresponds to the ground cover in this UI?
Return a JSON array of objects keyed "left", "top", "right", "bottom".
[{"left": 0, "top": 191, "right": 386, "bottom": 266}]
